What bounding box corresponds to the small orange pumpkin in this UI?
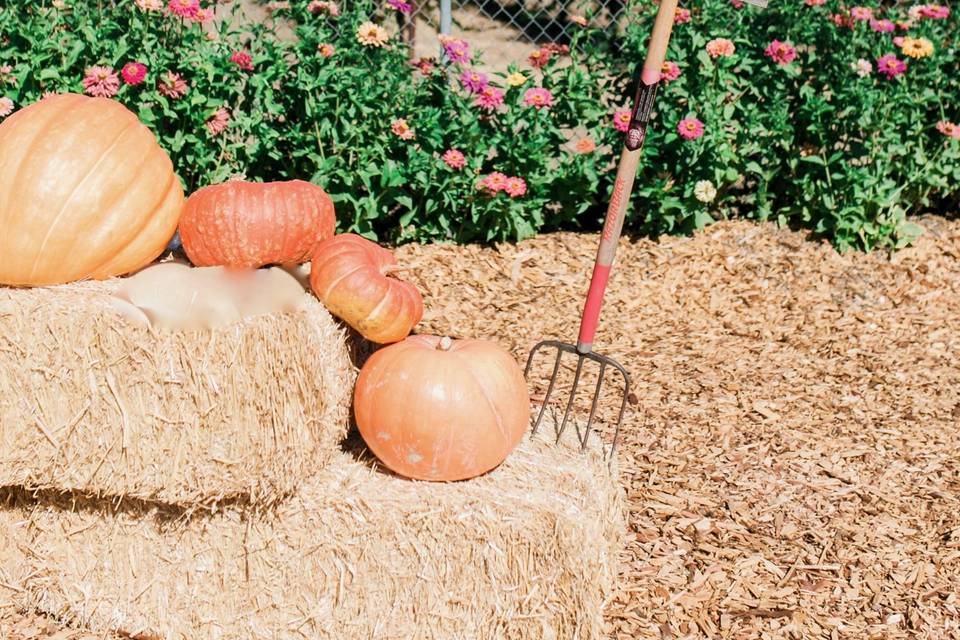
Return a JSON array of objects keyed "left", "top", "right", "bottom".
[
  {"left": 178, "top": 179, "right": 335, "bottom": 268},
  {"left": 0, "top": 94, "right": 184, "bottom": 286},
  {"left": 354, "top": 334, "right": 531, "bottom": 481},
  {"left": 309, "top": 233, "right": 423, "bottom": 344}
]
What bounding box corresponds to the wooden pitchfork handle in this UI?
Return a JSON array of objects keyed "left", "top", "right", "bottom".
[{"left": 576, "top": 0, "right": 680, "bottom": 354}]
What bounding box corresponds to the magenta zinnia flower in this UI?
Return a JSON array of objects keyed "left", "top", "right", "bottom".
[
  {"left": 765, "top": 40, "right": 797, "bottom": 65},
  {"left": 475, "top": 86, "right": 504, "bottom": 111},
  {"left": 121, "top": 62, "right": 148, "bottom": 86},
  {"left": 442, "top": 149, "right": 466, "bottom": 169},
  {"left": 504, "top": 177, "right": 527, "bottom": 198},
  {"left": 230, "top": 51, "right": 254, "bottom": 71},
  {"left": 206, "top": 108, "right": 230, "bottom": 135},
  {"left": 82, "top": 66, "right": 120, "bottom": 98},
  {"left": 439, "top": 36, "right": 470, "bottom": 64},
  {"left": 386, "top": 0, "right": 412, "bottom": 12},
  {"left": 522, "top": 87, "right": 554, "bottom": 110},
  {"left": 157, "top": 71, "right": 188, "bottom": 99},
  {"left": 876, "top": 53, "right": 906, "bottom": 78},
  {"left": 459, "top": 70, "right": 488, "bottom": 94},
  {"left": 869, "top": 18, "right": 895, "bottom": 32},
  {"left": 660, "top": 61, "right": 681, "bottom": 82},
  {"left": 168, "top": 0, "right": 200, "bottom": 18},
  {"left": 677, "top": 117, "right": 705, "bottom": 140},
  {"left": 613, "top": 109, "right": 631, "bottom": 133}
]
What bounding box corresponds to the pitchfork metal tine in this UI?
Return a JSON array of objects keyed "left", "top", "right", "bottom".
[
  {"left": 525, "top": 340, "right": 564, "bottom": 438},
  {"left": 556, "top": 355, "right": 585, "bottom": 444},
  {"left": 577, "top": 361, "right": 606, "bottom": 451}
]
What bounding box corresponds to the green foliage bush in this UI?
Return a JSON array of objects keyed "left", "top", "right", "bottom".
[{"left": 0, "top": 0, "right": 957, "bottom": 250}]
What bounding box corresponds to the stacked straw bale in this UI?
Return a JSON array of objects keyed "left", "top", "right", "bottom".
[
  {"left": 0, "top": 426, "right": 626, "bottom": 640},
  {"left": 0, "top": 280, "right": 353, "bottom": 509}
]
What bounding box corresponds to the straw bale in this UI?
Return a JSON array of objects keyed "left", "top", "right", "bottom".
[
  {"left": 0, "top": 424, "right": 626, "bottom": 640},
  {"left": 0, "top": 279, "right": 353, "bottom": 509}
]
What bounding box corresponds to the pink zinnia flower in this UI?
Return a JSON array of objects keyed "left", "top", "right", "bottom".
[
  {"left": 850, "top": 6, "right": 873, "bottom": 20},
  {"left": 528, "top": 48, "right": 551, "bottom": 69},
  {"left": 851, "top": 58, "right": 873, "bottom": 77},
  {"left": 191, "top": 7, "right": 214, "bottom": 22},
  {"left": 0, "top": 97, "right": 13, "bottom": 118},
  {"left": 765, "top": 40, "right": 797, "bottom": 65},
  {"left": 830, "top": 13, "right": 853, "bottom": 27},
  {"left": 439, "top": 36, "right": 470, "bottom": 64},
  {"left": 731, "top": 0, "right": 744, "bottom": 8},
  {"left": 442, "top": 149, "right": 466, "bottom": 169},
  {"left": 0, "top": 65, "right": 15, "bottom": 86},
  {"left": 206, "top": 108, "right": 230, "bottom": 135},
  {"left": 479, "top": 172, "right": 509, "bottom": 192},
  {"left": 121, "top": 62, "right": 148, "bottom": 86},
  {"left": 475, "top": 86, "right": 504, "bottom": 111},
  {"left": 318, "top": 43, "right": 335, "bottom": 58},
  {"left": 82, "top": 66, "right": 120, "bottom": 98},
  {"left": 876, "top": 53, "right": 906, "bottom": 78},
  {"left": 569, "top": 14, "right": 588, "bottom": 26},
  {"left": 386, "top": 0, "right": 412, "bottom": 12},
  {"left": 168, "top": 0, "right": 200, "bottom": 18},
  {"left": 504, "top": 177, "right": 527, "bottom": 198},
  {"left": 893, "top": 36, "right": 906, "bottom": 46},
  {"left": 523, "top": 87, "right": 554, "bottom": 110},
  {"left": 896, "top": 19, "right": 914, "bottom": 29},
  {"left": 613, "top": 109, "right": 631, "bottom": 133},
  {"left": 391, "top": 118, "right": 415, "bottom": 140},
  {"left": 677, "top": 117, "right": 705, "bottom": 140},
  {"left": 412, "top": 57, "right": 435, "bottom": 76},
  {"left": 674, "top": 7, "right": 691, "bottom": 23},
  {"left": 308, "top": 0, "right": 339, "bottom": 15},
  {"left": 575, "top": 137, "right": 596, "bottom": 154},
  {"left": 157, "top": 71, "right": 188, "bottom": 99},
  {"left": 706, "top": 38, "right": 735, "bottom": 58},
  {"left": 805, "top": 0, "right": 826, "bottom": 6},
  {"left": 919, "top": 4, "right": 950, "bottom": 19},
  {"left": 231, "top": 51, "right": 254, "bottom": 71},
  {"left": 870, "top": 18, "right": 895, "bottom": 32},
  {"left": 660, "top": 61, "right": 681, "bottom": 82},
  {"left": 136, "top": 0, "right": 164, "bottom": 10},
  {"left": 459, "top": 70, "right": 488, "bottom": 94}
]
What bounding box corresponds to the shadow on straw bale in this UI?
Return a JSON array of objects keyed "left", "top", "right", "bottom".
[
  {"left": 0, "top": 280, "right": 354, "bottom": 511},
  {"left": 0, "top": 418, "right": 627, "bottom": 640}
]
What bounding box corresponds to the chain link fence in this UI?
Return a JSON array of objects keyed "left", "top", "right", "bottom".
[{"left": 371, "top": 0, "right": 628, "bottom": 65}]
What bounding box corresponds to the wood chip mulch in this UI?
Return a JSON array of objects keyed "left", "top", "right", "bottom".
[{"left": 4, "top": 218, "right": 959, "bottom": 639}]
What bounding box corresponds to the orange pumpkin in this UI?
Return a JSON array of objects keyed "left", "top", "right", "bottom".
[
  {"left": 178, "top": 179, "right": 336, "bottom": 268},
  {"left": 0, "top": 94, "right": 184, "bottom": 286},
  {"left": 309, "top": 233, "right": 423, "bottom": 344},
  {"left": 354, "top": 335, "right": 531, "bottom": 481}
]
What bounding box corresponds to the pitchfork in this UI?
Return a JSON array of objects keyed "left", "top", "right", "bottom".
[{"left": 524, "top": 0, "right": 768, "bottom": 461}]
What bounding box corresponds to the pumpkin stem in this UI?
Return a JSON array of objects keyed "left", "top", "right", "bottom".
[{"left": 438, "top": 336, "right": 453, "bottom": 351}]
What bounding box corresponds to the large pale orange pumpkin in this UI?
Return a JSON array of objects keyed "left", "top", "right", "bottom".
[
  {"left": 354, "top": 334, "right": 531, "bottom": 481},
  {"left": 0, "top": 93, "right": 184, "bottom": 286},
  {"left": 310, "top": 233, "right": 423, "bottom": 344},
  {"left": 178, "top": 180, "right": 335, "bottom": 268}
]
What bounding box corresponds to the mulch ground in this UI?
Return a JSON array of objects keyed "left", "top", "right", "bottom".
[{"left": 3, "top": 218, "right": 959, "bottom": 639}]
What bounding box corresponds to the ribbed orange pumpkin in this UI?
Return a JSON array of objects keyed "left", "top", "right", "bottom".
[
  {"left": 178, "top": 180, "right": 336, "bottom": 268},
  {"left": 354, "top": 335, "right": 531, "bottom": 481},
  {"left": 0, "top": 94, "right": 184, "bottom": 286},
  {"left": 309, "top": 233, "right": 423, "bottom": 344}
]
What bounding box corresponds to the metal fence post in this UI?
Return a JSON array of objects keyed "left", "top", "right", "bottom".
[{"left": 439, "top": 0, "right": 452, "bottom": 59}]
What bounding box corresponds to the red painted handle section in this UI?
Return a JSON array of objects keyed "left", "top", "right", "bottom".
[{"left": 574, "top": 0, "right": 679, "bottom": 354}]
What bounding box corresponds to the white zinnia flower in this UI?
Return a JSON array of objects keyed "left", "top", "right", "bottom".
[
  {"left": 851, "top": 58, "right": 873, "bottom": 77},
  {"left": 694, "top": 180, "right": 717, "bottom": 203}
]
